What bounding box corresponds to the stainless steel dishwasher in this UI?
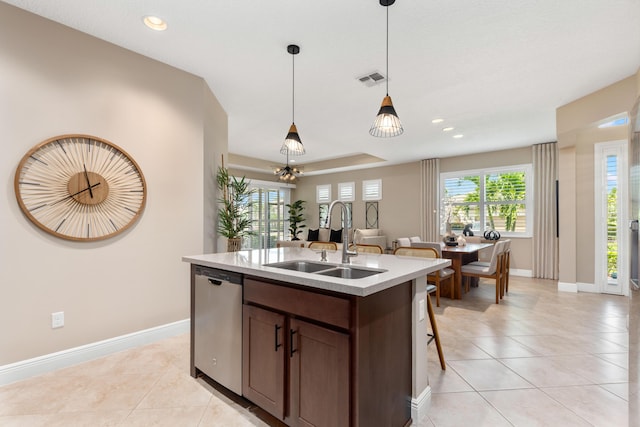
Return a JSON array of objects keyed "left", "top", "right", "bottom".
[{"left": 193, "top": 266, "right": 243, "bottom": 394}]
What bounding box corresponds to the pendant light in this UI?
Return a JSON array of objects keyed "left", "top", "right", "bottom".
[
  {"left": 370, "top": 0, "right": 404, "bottom": 138},
  {"left": 280, "top": 44, "right": 305, "bottom": 155}
]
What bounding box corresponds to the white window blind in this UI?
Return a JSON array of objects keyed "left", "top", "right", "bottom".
[
  {"left": 316, "top": 184, "right": 331, "bottom": 203},
  {"left": 338, "top": 182, "right": 355, "bottom": 201},
  {"left": 440, "top": 164, "right": 532, "bottom": 237},
  {"left": 362, "top": 179, "right": 382, "bottom": 201}
]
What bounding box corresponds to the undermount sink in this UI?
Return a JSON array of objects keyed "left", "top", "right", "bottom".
[
  {"left": 316, "top": 266, "right": 387, "bottom": 279},
  {"left": 264, "top": 260, "right": 334, "bottom": 273},
  {"left": 264, "top": 260, "right": 386, "bottom": 279}
]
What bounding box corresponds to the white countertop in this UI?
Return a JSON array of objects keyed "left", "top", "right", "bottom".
[{"left": 183, "top": 247, "right": 450, "bottom": 297}]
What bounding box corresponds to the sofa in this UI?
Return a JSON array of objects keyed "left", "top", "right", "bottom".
[
  {"left": 277, "top": 228, "right": 387, "bottom": 251},
  {"left": 395, "top": 236, "right": 423, "bottom": 248},
  {"left": 277, "top": 227, "right": 345, "bottom": 250},
  {"left": 352, "top": 228, "right": 387, "bottom": 249}
]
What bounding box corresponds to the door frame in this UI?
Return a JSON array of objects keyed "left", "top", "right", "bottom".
[{"left": 594, "top": 139, "right": 628, "bottom": 295}]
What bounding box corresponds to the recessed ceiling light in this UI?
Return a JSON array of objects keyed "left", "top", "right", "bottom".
[
  {"left": 442, "top": 127, "right": 454, "bottom": 132},
  {"left": 143, "top": 16, "right": 167, "bottom": 31},
  {"left": 431, "top": 118, "right": 444, "bottom": 124},
  {"left": 453, "top": 134, "right": 464, "bottom": 139},
  {"left": 290, "top": 159, "right": 296, "bottom": 163}
]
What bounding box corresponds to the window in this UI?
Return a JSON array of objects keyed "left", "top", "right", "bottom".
[
  {"left": 316, "top": 184, "right": 331, "bottom": 203},
  {"left": 338, "top": 182, "right": 355, "bottom": 201},
  {"left": 440, "top": 164, "right": 532, "bottom": 237},
  {"left": 362, "top": 179, "right": 382, "bottom": 201}
]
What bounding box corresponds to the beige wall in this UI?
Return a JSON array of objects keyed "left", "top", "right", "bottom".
[
  {"left": 291, "top": 163, "right": 423, "bottom": 249},
  {"left": 0, "top": 4, "right": 226, "bottom": 364},
  {"left": 556, "top": 74, "right": 639, "bottom": 286}
]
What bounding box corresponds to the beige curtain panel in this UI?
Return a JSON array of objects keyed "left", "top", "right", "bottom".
[
  {"left": 533, "top": 142, "right": 559, "bottom": 279},
  {"left": 421, "top": 158, "right": 440, "bottom": 242}
]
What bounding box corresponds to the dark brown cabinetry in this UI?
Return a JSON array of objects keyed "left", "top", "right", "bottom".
[
  {"left": 241, "top": 276, "right": 412, "bottom": 427},
  {"left": 242, "top": 304, "right": 286, "bottom": 418},
  {"left": 289, "top": 318, "right": 349, "bottom": 426},
  {"left": 243, "top": 278, "right": 350, "bottom": 426}
]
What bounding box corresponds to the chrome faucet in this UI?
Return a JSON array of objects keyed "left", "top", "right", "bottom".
[{"left": 328, "top": 200, "right": 357, "bottom": 264}]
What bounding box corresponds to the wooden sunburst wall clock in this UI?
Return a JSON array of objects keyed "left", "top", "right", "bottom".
[{"left": 14, "top": 134, "right": 147, "bottom": 242}]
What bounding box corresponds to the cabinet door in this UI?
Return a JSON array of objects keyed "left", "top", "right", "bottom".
[
  {"left": 289, "top": 318, "right": 350, "bottom": 427},
  {"left": 242, "top": 305, "right": 286, "bottom": 419}
]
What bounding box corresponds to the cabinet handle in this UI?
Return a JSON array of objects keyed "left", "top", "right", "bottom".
[
  {"left": 275, "top": 325, "right": 282, "bottom": 351},
  {"left": 290, "top": 329, "right": 298, "bottom": 357}
]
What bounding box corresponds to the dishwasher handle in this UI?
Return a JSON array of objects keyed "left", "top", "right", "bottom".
[{"left": 207, "top": 278, "right": 222, "bottom": 286}]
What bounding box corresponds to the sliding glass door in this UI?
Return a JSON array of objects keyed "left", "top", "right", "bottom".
[{"left": 246, "top": 186, "right": 290, "bottom": 249}]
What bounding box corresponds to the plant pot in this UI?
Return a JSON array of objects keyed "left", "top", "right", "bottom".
[{"left": 227, "top": 237, "right": 242, "bottom": 252}]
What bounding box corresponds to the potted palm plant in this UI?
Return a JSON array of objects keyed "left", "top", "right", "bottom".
[
  {"left": 286, "top": 199, "right": 306, "bottom": 240},
  {"left": 216, "top": 164, "right": 254, "bottom": 252}
]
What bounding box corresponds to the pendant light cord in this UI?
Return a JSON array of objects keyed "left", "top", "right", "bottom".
[
  {"left": 292, "top": 52, "right": 295, "bottom": 123},
  {"left": 386, "top": 5, "right": 389, "bottom": 96}
]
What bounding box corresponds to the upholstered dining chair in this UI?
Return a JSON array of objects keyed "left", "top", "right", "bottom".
[
  {"left": 502, "top": 240, "right": 511, "bottom": 295},
  {"left": 460, "top": 240, "right": 506, "bottom": 304},
  {"left": 348, "top": 243, "right": 384, "bottom": 254},
  {"left": 465, "top": 240, "right": 510, "bottom": 298},
  {"left": 308, "top": 241, "right": 338, "bottom": 251}
]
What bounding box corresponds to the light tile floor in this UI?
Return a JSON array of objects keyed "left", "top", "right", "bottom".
[
  {"left": 425, "top": 276, "right": 629, "bottom": 427},
  {"left": 0, "top": 277, "right": 629, "bottom": 426}
]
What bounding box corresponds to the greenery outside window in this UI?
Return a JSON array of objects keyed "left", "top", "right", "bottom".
[{"left": 440, "top": 164, "right": 532, "bottom": 237}]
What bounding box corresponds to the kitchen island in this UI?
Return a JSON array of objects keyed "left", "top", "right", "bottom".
[{"left": 183, "top": 247, "right": 450, "bottom": 426}]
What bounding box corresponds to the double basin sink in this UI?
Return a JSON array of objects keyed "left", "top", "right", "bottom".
[{"left": 264, "top": 260, "right": 386, "bottom": 279}]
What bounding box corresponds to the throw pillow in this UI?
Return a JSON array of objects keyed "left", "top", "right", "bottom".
[
  {"left": 318, "top": 228, "right": 331, "bottom": 242},
  {"left": 307, "top": 228, "right": 319, "bottom": 241},
  {"left": 396, "top": 237, "right": 411, "bottom": 247},
  {"left": 330, "top": 228, "right": 343, "bottom": 243}
]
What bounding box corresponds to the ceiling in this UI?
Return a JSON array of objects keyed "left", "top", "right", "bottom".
[{"left": 4, "top": 0, "right": 640, "bottom": 175}]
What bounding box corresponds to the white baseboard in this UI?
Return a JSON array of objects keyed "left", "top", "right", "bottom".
[
  {"left": 577, "top": 282, "right": 599, "bottom": 293},
  {"left": 411, "top": 385, "right": 432, "bottom": 423},
  {"left": 511, "top": 268, "right": 532, "bottom": 278},
  {"left": 0, "top": 319, "right": 190, "bottom": 386},
  {"left": 558, "top": 282, "right": 578, "bottom": 293}
]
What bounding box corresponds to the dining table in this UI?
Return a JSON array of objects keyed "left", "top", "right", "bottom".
[{"left": 441, "top": 242, "right": 494, "bottom": 299}]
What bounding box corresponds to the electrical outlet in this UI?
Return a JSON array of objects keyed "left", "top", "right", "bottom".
[
  {"left": 51, "top": 311, "right": 64, "bottom": 329},
  {"left": 418, "top": 300, "right": 425, "bottom": 321}
]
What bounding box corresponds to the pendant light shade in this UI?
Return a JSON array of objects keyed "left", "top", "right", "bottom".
[
  {"left": 280, "top": 44, "right": 305, "bottom": 156},
  {"left": 281, "top": 123, "right": 305, "bottom": 155},
  {"left": 370, "top": 0, "right": 404, "bottom": 138},
  {"left": 370, "top": 95, "right": 403, "bottom": 137}
]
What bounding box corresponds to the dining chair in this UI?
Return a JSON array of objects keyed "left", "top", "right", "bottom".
[
  {"left": 348, "top": 243, "right": 384, "bottom": 254},
  {"left": 502, "top": 240, "right": 511, "bottom": 295},
  {"left": 460, "top": 241, "right": 505, "bottom": 304},
  {"left": 308, "top": 241, "right": 338, "bottom": 251},
  {"left": 407, "top": 242, "right": 455, "bottom": 305},
  {"left": 394, "top": 246, "right": 448, "bottom": 306},
  {"left": 465, "top": 240, "right": 510, "bottom": 298},
  {"left": 426, "top": 284, "right": 446, "bottom": 370}
]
